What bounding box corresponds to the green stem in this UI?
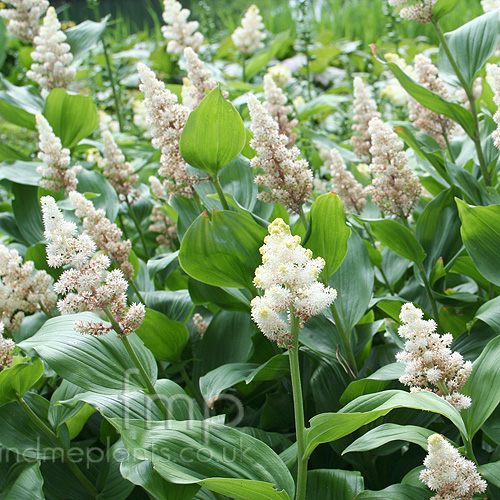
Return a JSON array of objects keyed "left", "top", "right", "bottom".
[
  {"left": 102, "top": 39, "right": 125, "bottom": 133},
  {"left": 126, "top": 197, "right": 149, "bottom": 259},
  {"left": 365, "top": 226, "right": 395, "bottom": 295},
  {"left": 417, "top": 262, "right": 440, "bottom": 321},
  {"left": 118, "top": 211, "right": 130, "bottom": 240},
  {"left": 102, "top": 308, "right": 173, "bottom": 419},
  {"left": 442, "top": 125, "right": 456, "bottom": 163},
  {"left": 329, "top": 301, "right": 358, "bottom": 378},
  {"left": 211, "top": 176, "right": 230, "bottom": 210},
  {"left": 299, "top": 212, "right": 309, "bottom": 233},
  {"left": 289, "top": 307, "right": 308, "bottom": 500},
  {"left": 18, "top": 397, "right": 99, "bottom": 497},
  {"left": 129, "top": 280, "right": 146, "bottom": 305},
  {"left": 432, "top": 20, "right": 491, "bottom": 186},
  {"left": 180, "top": 366, "right": 205, "bottom": 410}
]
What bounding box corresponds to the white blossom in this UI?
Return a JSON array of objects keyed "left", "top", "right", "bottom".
[
  {"left": 267, "top": 64, "right": 292, "bottom": 88},
  {"left": 481, "top": 0, "right": 500, "bottom": 12},
  {"left": 0, "top": 0, "right": 49, "bottom": 43},
  {"left": 192, "top": 313, "right": 208, "bottom": 336},
  {"left": 388, "top": 0, "right": 437, "bottom": 23},
  {"left": 232, "top": 5, "right": 265, "bottom": 55},
  {"left": 489, "top": 64, "right": 500, "bottom": 151},
  {"left": 0, "top": 322, "right": 16, "bottom": 369},
  {"left": 26, "top": 6, "right": 75, "bottom": 97}
]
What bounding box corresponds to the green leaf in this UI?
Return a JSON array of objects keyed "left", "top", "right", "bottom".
[
  {"left": 115, "top": 419, "right": 295, "bottom": 500},
  {"left": 43, "top": 89, "right": 98, "bottom": 149},
  {"left": 0, "top": 79, "right": 44, "bottom": 130},
  {"left": 329, "top": 230, "right": 374, "bottom": 335},
  {"left": 461, "top": 335, "right": 500, "bottom": 438},
  {"left": 438, "top": 11, "right": 500, "bottom": 86},
  {"left": 359, "top": 218, "right": 426, "bottom": 264},
  {"left": 66, "top": 17, "right": 108, "bottom": 62},
  {"left": 136, "top": 308, "right": 188, "bottom": 363},
  {"left": 0, "top": 162, "right": 41, "bottom": 186},
  {"left": 306, "top": 469, "right": 364, "bottom": 500},
  {"left": 479, "top": 460, "right": 500, "bottom": 489},
  {"left": 0, "top": 357, "right": 44, "bottom": 407},
  {"left": 305, "top": 390, "right": 466, "bottom": 457},
  {"left": 343, "top": 424, "right": 434, "bottom": 454},
  {"left": 432, "top": 0, "right": 460, "bottom": 22},
  {"left": 474, "top": 296, "right": 500, "bottom": 334},
  {"left": 11, "top": 184, "right": 44, "bottom": 245},
  {"left": 456, "top": 198, "right": 500, "bottom": 286},
  {"left": 2, "top": 462, "right": 45, "bottom": 499},
  {"left": 19, "top": 313, "right": 157, "bottom": 394},
  {"left": 355, "top": 484, "right": 432, "bottom": 499},
  {"left": 384, "top": 59, "right": 475, "bottom": 138},
  {"left": 77, "top": 168, "right": 119, "bottom": 221},
  {"left": 306, "top": 193, "right": 350, "bottom": 279},
  {"left": 180, "top": 87, "right": 246, "bottom": 177},
  {"left": 179, "top": 210, "right": 267, "bottom": 291}
]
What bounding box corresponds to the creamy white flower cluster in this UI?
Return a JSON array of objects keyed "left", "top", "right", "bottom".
[
  {"left": 0, "top": 0, "right": 48, "bottom": 43},
  {"left": 232, "top": 4, "right": 265, "bottom": 55},
  {"left": 0, "top": 322, "right": 16, "bottom": 369},
  {"left": 351, "top": 77, "right": 381, "bottom": 161},
  {"left": 381, "top": 53, "right": 416, "bottom": 106},
  {"left": 420, "top": 434, "right": 487, "bottom": 500},
  {"left": 320, "top": 148, "right": 366, "bottom": 214},
  {"left": 409, "top": 55, "right": 453, "bottom": 149},
  {"left": 149, "top": 206, "right": 177, "bottom": 248},
  {"left": 192, "top": 313, "right": 208, "bottom": 336},
  {"left": 26, "top": 7, "right": 75, "bottom": 97},
  {"left": 0, "top": 245, "right": 56, "bottom": 333},
  {"left": 267, "top": 64, "right": 292, "bottom": 89},
  {"left": 481, "top": 0, "right": 500, "bottom": 12},
  {"left": 489, "top": 64, "right": 500, "bottom": 151},
  {"left": 98, "top": 131, "right": 138, "bottom": 198},
  {"left": 161, "top": 0, "right": 203, "bottom": 55},
  {"left": 138, "top": 63, "right": 198, "bottom": 197},
  {"left": 396, "top": 303, "right": 472, "bottom": 411},
  {"left": 182, "top": 47, "right": 226, "bottom": 111},
  {"left": 36, "top": 114, "right": 81, "bottom": 194},
  {"left": 388, "top": 0, "right": 436, "bottom": 23},
  {"left": 41, "top": 196, "right": 144, "bottom": 336},
  {"left": 69, "top": 191, "right": 134, "bottom": 281},
  {"left": 365, "top": 117, "right": 421, "bottom": 218},
  {"left": 251, "top": 219, "right": 337, "bottom": 347},
  {"left": 263, "top": 73, "right": 298, "bottom": 147},
  {"left": 247, "top": 93, "right": 313, "bottom": 214}
]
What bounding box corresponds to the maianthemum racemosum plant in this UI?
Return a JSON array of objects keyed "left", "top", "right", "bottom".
[{"left": 3, "top": 0, "right": 500, "bottom": 499}]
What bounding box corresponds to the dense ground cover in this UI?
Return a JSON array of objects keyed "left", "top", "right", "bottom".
[{"left": 2, "top": 0, "right": 500, "bottom": 499}]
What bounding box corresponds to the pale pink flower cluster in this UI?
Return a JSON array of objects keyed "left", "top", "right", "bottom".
[
  {"left": 251, "top": 219, "right": 337, "bottom": 347},
  {"left": 161, "top": 0, "right": 203, "bottom": 55},
  {"left": 263, "top": 73, "right": 298, "bottom": 146},
  {"left": 232, "top": 5, "right": 265, "bottom": 55},
  {"left": 149, "top": 206, "right": 178, "bottom": 247},
  {"left": 489, "top": 64, "right": 500, "bottom": 151},
  {"left": 0, "top": 245, "right": 56, "bottom": 333},
  {"left": 36, "top": 114, "right": 80, "bottom": 194},
  {"left": 420, "top": 434, "right": 487, "bottom": 500},
  {"left": 247, "top": 93, "right": 313, "bottom": 214},
  {"left": 320, "top": 148, "right": 366, "bottom": 214},
  {"left": 41, "top": 196, "right": 144, "bottom": 336},
  {"left": 396, "top": 303, "right": 472, "bottom": 411},
  {"left": 69, "top": 191, "right": 134, "bottom": 280},
  {"left": 98, "top": 131, "right": 138, "bottom": 198},
  {"left": 388, "top": 0, "right": 436, "bottom": 23},
  {"left": 365, "top": 117, "right": 421, "bottom": 218},
  {"left": 138, "top": 63, "right": 197, "bottom": 197},
  {"left": 26, "top": 7, "right": 75, "bottom": 97},
  {"left": 0, "top": 322, "right": 16, "bottom": 369},
  {"left": 182, "top": 47, "right": 227, "bottom": 111},
  {"left": 409, "top": 55, "right": 453, "bottom": 148},
  {"left": 0, "top": 0, "right": 48, "bottom": 43},
  {"left": 193, "top": 313, "right": 208, "bottom": 336},
  {"left": 351, "top": 77, "right": 381, "bottom": 161}
]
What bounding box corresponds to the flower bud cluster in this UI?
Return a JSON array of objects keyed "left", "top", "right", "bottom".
[
  {"left": 351, "top": 77, "right": 381, "bottom": 161},
  {"left": 409, "top": 55, "right": 453, "bottom": 148},
  {"left": 0, "top": 245, "right": 56, "bottom": 333},
  {"left": 489, "top": 64, "right": 500, "bottom": 151},
  {"left": 388, "top": 0, "right": 436, "bottom": 23},
  {"left": 0, "top": 0, "right": 48, "bottom": 43},
  {"left": 232, "top": 5, "right": 265, "bottom": 55},
  {"left": 36, "top": 114, "right": 81, "bottom": 194},
  {"left": 161, "top": 0, "right": 203, "bottom": 55},
  {"left": 420, "top": 434, "right": 487, "bottom": 500},
  {"left": 263, "top": 73, "right": 298, "bottom": 147},
  {"left": 138, "top": 63, "right": 198, "bottom": 197},
  {"left": 247, "top": 93, "right": 313, "bottom": 214},
  {"left": 0, "top": 322, "right": 16, "bottom": 369},
  {"left": 149, "top": 206, "right": 178, "bottom": 248},
  {"left": 267, "top": 64, "right": 292, "bottom": 89},
  {"left": 320, "top": 148, "right": 366, "bottom": 214},
  {"left": 98, "top": 131, "right": 139, "bottom": 198},
  {"left": 251, "top": 219, "right": 337, "bottom": 347},
  {"left": 26, "top": 6, "right": 75, "bottom": 97},
  {"left": 193, "top": 313, "right": 208, "bottom": 336},
  {"left": 41, "top": 196, "right": 144, "bottom": 336},
  {"left": 396, "top": 303, "right": 472, "bottom": 411},
  {"left": 365, "top": 117, "right": 421, "bottom": 218}
]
